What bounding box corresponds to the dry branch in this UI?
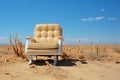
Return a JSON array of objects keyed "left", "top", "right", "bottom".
[{"left": 9, "top": 33, "right": 25, "bottom": 59}]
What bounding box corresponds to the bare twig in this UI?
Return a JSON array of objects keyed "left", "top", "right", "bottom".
[{"left": 9, "top": 33, "right": 25, "bottom": 58}]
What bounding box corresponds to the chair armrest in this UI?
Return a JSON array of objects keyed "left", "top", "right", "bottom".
[
  {"left": 26, "top": 36, "right": 35, "bottom": 43},
  {"left": 26, "top": 36, "right": 33, "bottom": 40},
  {"left": 58, "top": 36, "right": 64, "bottom": 41},
  {"left": 58, "top": 36, "right": 63, "bottom": 54},
  {"left": 25, "top": 36, "right": 35, "bottom": 54}
]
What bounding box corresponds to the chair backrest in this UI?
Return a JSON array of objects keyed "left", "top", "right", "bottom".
[{"left": 34, "top": 24, "right": 62, "bottom": 43}]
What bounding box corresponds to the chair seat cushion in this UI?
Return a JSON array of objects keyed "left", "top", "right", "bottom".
[
  {"left": 26, "top": 49, "right": 58, "bottom": 55},
  {"left": 27, "top": 42, "right": 58, "bottom": 49}
]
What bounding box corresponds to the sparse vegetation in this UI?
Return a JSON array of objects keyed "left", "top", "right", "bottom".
[
  {"left": 62, "top": 45, "right": 111, "bottom": 61},
  {"left": 114, "top": 48, "right": 120, "bottom": 53},
  {"left": 9, "top": 33, "right": 25, "bottom": 59},
  {"left": 0, "top": 44, "right": 120, "bottom": 80}
]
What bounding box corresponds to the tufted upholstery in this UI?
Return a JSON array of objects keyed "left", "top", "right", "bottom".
[
  {"left": 34, "top": 24, "right": 62, "bottom": 43},
  {"left": 25, "top": 24, "right": 63, "bottom": 65},
  {"left": 26, "top": 24, "right": 63, "bottom": 50}
]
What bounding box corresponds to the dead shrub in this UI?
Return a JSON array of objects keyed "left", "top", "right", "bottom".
[
  {"left": 87, "top": 51, "right": 109, "bottom": 61},
  {"left": 61, "top": 52, "right": 69, "bottom": 59},
  {"left": 9, "top": 33, "right": 25, "bottom": 59},
  {"left": 86, "top": 52, "right": 98, "bottom": 60},
  {"left": 114, "top": 48, "right": 120, "bottom": 53}
]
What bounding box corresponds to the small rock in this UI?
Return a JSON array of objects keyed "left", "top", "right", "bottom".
[
  {"left": 116, "top": 61, "right": 120, "bottom": 64},
  {"left": 4, "top": 72, "right": 10, "bottom": 75},
  {"left": 29, "top": 64, "right": 36, "bottom": 68}
]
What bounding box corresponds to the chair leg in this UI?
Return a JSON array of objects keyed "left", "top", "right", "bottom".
[
  {"left": 35, "top": 56, "right": 37, "bottom": 60},
  {"left": 28, "top": 55, "right": 33, "bottom": 65},
  {"left": 54, "top": 55, "right": 58, "bottom": 66}
]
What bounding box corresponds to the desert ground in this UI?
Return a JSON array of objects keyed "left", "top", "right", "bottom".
[{"left": 0, "top": 44, "right": 120, "bottom": 80}]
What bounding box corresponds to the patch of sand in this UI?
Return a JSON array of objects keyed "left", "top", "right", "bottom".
[{"left": 0, "top": 45, "right": 120, "bottom": 80}]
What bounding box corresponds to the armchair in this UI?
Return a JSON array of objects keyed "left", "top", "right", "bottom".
[{"left": 25, "top": 24, "right": 63, "bottom": 65}]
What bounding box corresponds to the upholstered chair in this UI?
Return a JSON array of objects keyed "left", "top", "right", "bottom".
[{"left": 25, "top": 24, "right": 63, "bottom": 65}]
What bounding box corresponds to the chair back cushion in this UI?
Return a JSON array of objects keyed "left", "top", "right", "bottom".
[{"left": 34, "top": 24, "right": 62, "bottom": 43}]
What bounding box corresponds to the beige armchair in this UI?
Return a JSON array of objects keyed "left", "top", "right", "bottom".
[{"left": 25, "top": 24, "right": 63, "bottom": 65}]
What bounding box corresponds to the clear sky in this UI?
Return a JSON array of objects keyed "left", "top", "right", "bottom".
[{"left": 0, "top": 0, "right": 120, "bottom": 44}]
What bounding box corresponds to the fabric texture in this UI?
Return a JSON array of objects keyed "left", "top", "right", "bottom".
[
  {"left": 26, "top": 24, "right": 63, "bottom": 55},
  {"left": 34, "top": 24, "right": 62, "bottom": 43},
  {"left": 27, "top": 49, "right": 58, "bottom": 54},
  {"left": 28, "top": 42, "right": 58, "bottom": 49}
]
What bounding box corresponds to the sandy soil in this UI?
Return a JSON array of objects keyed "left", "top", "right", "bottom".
[{"left": 0, "top": 45, "right": 120, "bottom": 80}]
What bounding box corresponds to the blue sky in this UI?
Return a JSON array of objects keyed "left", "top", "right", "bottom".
[{"left": 0, "top": 0, "right": 120, "bottom": 44}]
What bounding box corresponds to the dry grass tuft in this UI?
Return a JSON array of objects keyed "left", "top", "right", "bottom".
[
  {"left": 9, "top": 33, "right": 25, "bottom": 59},
  {"left": 62, "top": 45, "right": 114, "bottom": 62},
  {"left": 61, "top": 52, "right": 69, "bottom": 59},
  {"left": 114, "top": 48, "right": 120, "bottom": 53}
]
